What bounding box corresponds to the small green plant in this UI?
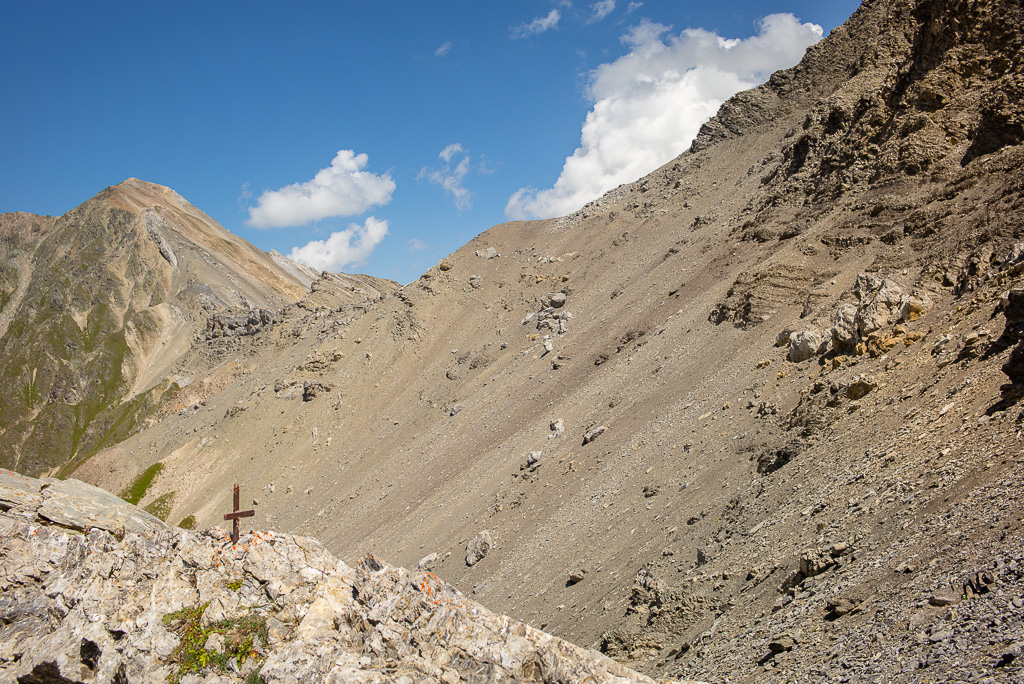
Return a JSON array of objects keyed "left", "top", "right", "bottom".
[
  {"left": 178, "top": 514, "right": 197, "bottom": 530},
  {"left": 225, "top": 578, "right": 244, "bottom": 592},
  {"left": 120, "top": 462, "right": 163, "bottom": 504},
  {"left": 162, "top": 604, "right": 268, "bottom": 683},
  {"left": 144, "top": 491, "right": 175, "bottom": 521}
]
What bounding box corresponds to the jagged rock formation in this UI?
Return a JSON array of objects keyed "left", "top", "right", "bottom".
[
  {"left": 3, "top": 0, "right": 1024, "bottom": 682},
  {"left": 0, "top": 470, "right": 702, "bottom": 684}
]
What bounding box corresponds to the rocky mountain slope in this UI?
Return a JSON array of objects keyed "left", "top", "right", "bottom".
[
  {"left": 0, "top": 178, "right": 397, "bottom": 477},
  {"left": 3, "top": 0, "right": 1024, "bottom": 681}
]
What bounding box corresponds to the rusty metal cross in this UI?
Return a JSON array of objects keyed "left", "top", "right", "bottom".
[{"left": 223, "top": 483, "right": 254, "bottom": 543}]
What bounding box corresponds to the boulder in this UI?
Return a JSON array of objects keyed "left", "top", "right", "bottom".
[
  {"left": 546, "top": 292, "right": 567, "bottom": 308},
  {"left": 302, "top": 380, "right": 334, "bottom": 402},
  {"left": 466, "top": 530, "right": 493, "bottom": 566},
  {"left": 857, "top": 278, "right": 903, "bottom": 336},
  {"left": 37, "top": 478, "right": 167, "bottom": 535},
  {"left": 899, "top": 294, "right": 933, "bottom": 322},
  {"left": 0, "top": 514, "right": 673, "bottom": 684},
  {"left": 418, "top": 553, "right": 438, "bottom": 571},
  {"left": 788, "top": 328, "right": 823, "bottom": 362},
  {"left": 831, "top": 303, "right": 860, "bottom": 350},
  {"left": 583, "top": 425, "right": 608, "bottom": 445}
]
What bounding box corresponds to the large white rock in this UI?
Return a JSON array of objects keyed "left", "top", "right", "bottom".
[{"left": 788, "top": 328, "right": 823, "bottom": 362}]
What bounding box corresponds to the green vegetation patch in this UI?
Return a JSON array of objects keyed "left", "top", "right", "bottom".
[
  {"left": 144, "top": 491, "right": 175, "bottom": 521},
  {"left": 162, "top": 604, "right": 268, "bottom": 683},
  {"left": 120, "top": 462, "right": 163, "bottom": 505},
  {"left": 178, "top": 514, "right": 197, "bottom": 530}
]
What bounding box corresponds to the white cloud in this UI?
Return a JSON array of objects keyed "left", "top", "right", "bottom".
[
  {"left": 246, "top": 150, "right": 395, "bottom": 228},
  {"left": 439, "top": 142, "right": 464, "bottom": 162},
  {"left": 435, "top": 41, "right": 452, "bottom": 57},
  {"left": 590, "top": 0, "right": 615, "bottom": 22},
  {"left": 407, "top": 238, "right": 428, "bottom": 251},
  {"left": 419, "top": 144, "right": 474, "bottom": 211},
  {"left": 511, "top": 9, "right": 561, "bottom": 39},
  {"left": 506, "top": 14, "right": 823, "bottom": 219},
  {"left": 626, "top": 1, "right": 643, "bottom": 13},
  {"left": 287, "top": 216, "right": 389, "bottom": 273}
]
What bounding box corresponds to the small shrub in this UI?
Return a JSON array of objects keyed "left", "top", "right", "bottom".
[
  {"left": 162, "top": 604, "right": 268, "bottom": 683},
  {"left": 178, "top": 514, "right": 197, "bottom": 530}
]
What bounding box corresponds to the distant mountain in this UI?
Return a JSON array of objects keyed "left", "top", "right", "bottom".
[{"left": 0, "top": 178, "right": 396, "bottom": 476}]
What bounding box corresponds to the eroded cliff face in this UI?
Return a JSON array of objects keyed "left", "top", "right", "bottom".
[{"left": 0, "top": 468, "right": 700, "bottom": 684}]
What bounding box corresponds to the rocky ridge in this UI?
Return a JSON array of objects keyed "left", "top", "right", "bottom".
[{"left": 0, "top": 469, "right": 701, "bottom": 684}]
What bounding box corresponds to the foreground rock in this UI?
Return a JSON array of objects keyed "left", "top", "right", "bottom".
[
  {"left": 0, "top": 473, "right": 701, "bottom": 684},
  {"left": 0, "top": 468, "right": 166, "bottom": 535}
]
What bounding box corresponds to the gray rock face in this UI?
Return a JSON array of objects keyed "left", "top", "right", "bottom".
[
  {"left": 466, "top": 529, "right": 493, "bottom": 566},
  {"left": 0, "top": 468, "right": 43, "bottom": 513},
  {"left": 788, "top": 328, "right": 823, "bottom": 362},
  {"left": 205, "top": 308, "right": 275, "bottom": 340},
  {"left": 831, "top": 302, "right": 860, "bottom": 350},
  {"left": 0, "top": 468, "right": 166, "bottom": 535},
  {"left": 1, "top": 508, "right": 684, "bottom": 684}
]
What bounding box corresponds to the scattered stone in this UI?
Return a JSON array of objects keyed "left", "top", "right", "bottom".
[
  {"left": 929, "top": 589, "right": 960, "bottom": 607},
  {"left": 768, "top": 633, "right": 798, "bottom": 653},
  {"left": 568, "top": 569, "right": 587, "bottom": 584},
  {"left": 583, "top": 425, "right": 608, "bottom": 445},
  {"left": 439, "top": 260, "right": 453, "bottom": 271},
  {"left": 466, "top": 530, "right": 493, "bottom": 566},
  {"left": 449, "top": 403, "right": 465, "bottom": 416},
  {"left": 205, "top": 308, "right": 275, "bottom": 340},
  {"left": 417, "top": 553, "right": 438, "bottom": 571},
  {"left": 475, "top": 247, "right": 499, "bottom": 259},
  {"left": 302, "top": 380, "right": 334, "bottom": 402},
  {"left": 547, "top": 292, "right": 567, "bottom": 308}
]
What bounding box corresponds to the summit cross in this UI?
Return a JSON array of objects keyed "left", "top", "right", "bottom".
[{"left": 223, "top": 483, "right": 254, "bottom": 543}]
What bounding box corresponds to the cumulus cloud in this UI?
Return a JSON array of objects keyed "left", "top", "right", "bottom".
[
  {"left": 246, "top": 150, "right": 395, "bottom": 228},
  {"left": 287, "top": 217, "right": 389, "bottom": 273},
  {"left": 590, "top": 0, "right": 616, "bottom": 22},
  {"left": 511, "top": 9, "right": 561, "bottom": 38},
  {"left": 506, "top": 13, "right": 823, "bottom": 219},
  {"left": 419, "top": 143, "right": 474, "bottom": 211},
  {"left": 435, "top": 41, "right": 452, "bottom": 57}
]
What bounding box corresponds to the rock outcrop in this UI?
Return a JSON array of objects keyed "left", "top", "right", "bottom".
[{"left": 0, "top": 471, "right": 701, "bottom": 684}]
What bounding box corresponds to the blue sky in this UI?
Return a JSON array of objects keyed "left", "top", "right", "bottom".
[{"left": 0, "top": 1, "right": 860, "bottom": 285}]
